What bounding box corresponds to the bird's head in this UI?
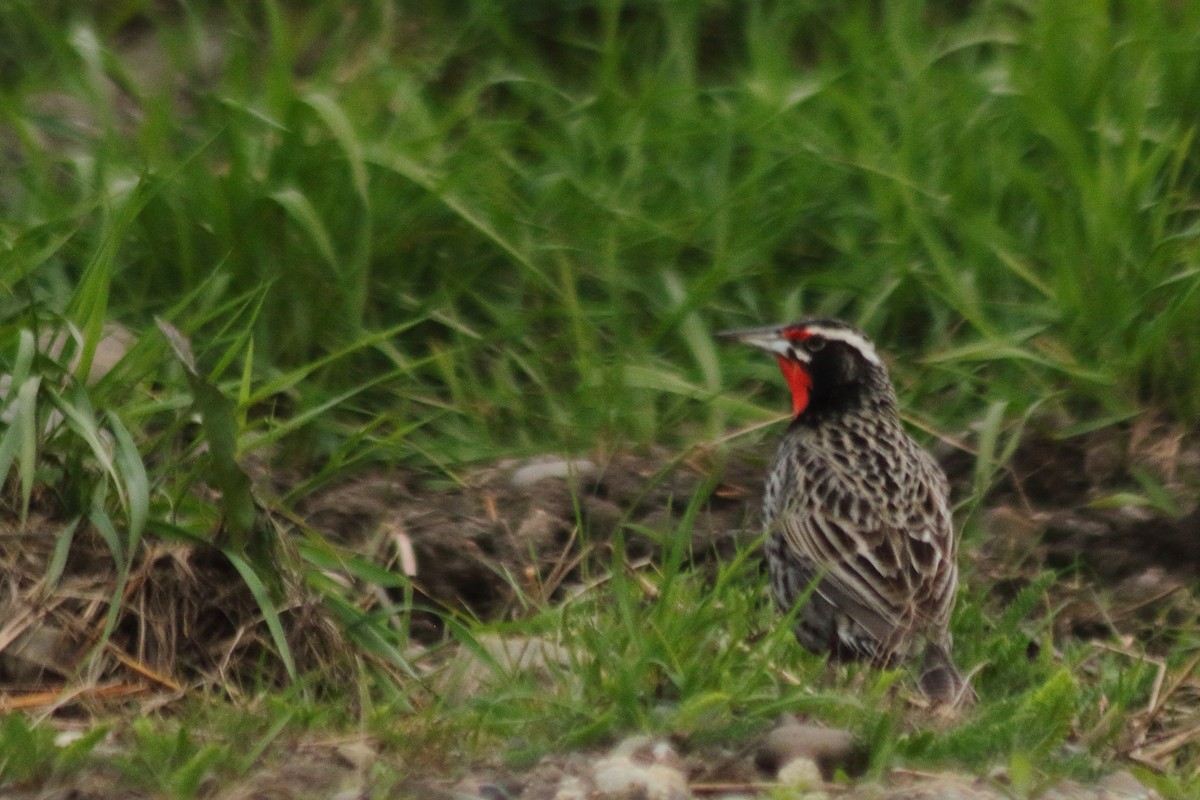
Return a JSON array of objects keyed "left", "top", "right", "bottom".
[{"left": 719, "top": 317, "right": 894, "bottom": 418}]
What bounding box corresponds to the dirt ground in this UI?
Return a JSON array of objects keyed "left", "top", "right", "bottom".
[
  {"left": 2, "top": 418, "right": 1198, "bottom": 798},
  {"left": 300, "top": 418, "right": 1200, "bottom": 658}
]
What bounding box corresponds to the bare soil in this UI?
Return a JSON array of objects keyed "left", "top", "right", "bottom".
[{"left": 298, "top": 446, "right": 764, "bottom": 639}]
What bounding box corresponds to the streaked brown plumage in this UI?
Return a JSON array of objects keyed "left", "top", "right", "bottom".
[{"left": 720, "top": 317, "right": 968, "bottom": 702}]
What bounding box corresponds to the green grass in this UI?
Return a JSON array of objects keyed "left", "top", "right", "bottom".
[{"left": 2, "top": 0, "right": 1200, "bottom": 795}]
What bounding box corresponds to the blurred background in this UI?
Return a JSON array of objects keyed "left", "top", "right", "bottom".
[{"left": 3, "top": 0, "right": 1197, "bottom": 474}]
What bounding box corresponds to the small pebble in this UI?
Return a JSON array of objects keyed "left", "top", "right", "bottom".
[
  {"left": 592, "top": 736, "right": 691, "bottom": 800},
  {"left": 551, "top": 775, "right": 588, "bottom": 800},
  {"left": 776, "top": 756, "right": 823, "bottom": 789}
]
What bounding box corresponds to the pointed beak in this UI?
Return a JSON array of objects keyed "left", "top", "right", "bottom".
[{"left": 716, "top": 325, "right": 794, "bottom": 357}]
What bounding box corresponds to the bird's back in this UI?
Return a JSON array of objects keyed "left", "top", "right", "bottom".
[{"left": 763, "top": 408, "right": 957, "bottom": 663}]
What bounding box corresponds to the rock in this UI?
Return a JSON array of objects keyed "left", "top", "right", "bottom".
[
  {"left": 591, "top": 736, "right": 691, "bottom": 800},
  {"left": 518, "top": 753, "right": 590, "bottom": 800},
  {"left": 334, "top": 739, "right": 377, "bottom": 770},
  {"left": 511, "top": 459, "right": 598, "bottom": 488},
  {"left": 776, "top": 756, "right": 823, "bottom": 790},
  {"left": 550, "top": 775, "right": 587, "bottom": 800},
  {"left": 0, "top": 623, "right": 76, "bottom": 681},
  {"left": 756, "top": 720, "right": 863, "bottom": 781}
]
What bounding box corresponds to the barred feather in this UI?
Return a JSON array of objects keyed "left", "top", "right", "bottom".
[{"left": 722, "top": 317, "right": 967, "bottom": 702}]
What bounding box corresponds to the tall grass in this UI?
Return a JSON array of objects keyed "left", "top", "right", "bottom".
[{"left": 3, "top": 0, "right": 1198, "bottom": 470}]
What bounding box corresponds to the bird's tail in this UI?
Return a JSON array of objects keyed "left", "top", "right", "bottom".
[{"left": 919, "top": 642, "right": 975, "bottom": 706}]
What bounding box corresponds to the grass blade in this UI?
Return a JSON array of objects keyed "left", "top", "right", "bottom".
[{"left": 224, "top": 549, "right": 298, "bottom": 684}]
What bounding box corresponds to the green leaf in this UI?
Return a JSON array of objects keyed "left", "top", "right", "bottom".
[
  {"left": 168, "top": 743, "right": 227, "bottom": 800},
  {"left": 303, "top": 92, "right": 369, "bottom": 207},
  {"left": 156, "top": 319, "right": 257, "bottom": 550},
  {"left": 15, "top": 375, "right": 40, "bottom": 521},
  {"left": 9, "top": 330, "right": 37, "bottom": 399},
  {"left": 224, "top": 549, "right": 297, "bottom": 683},
  {"left": 269, "top": 187, "right": 339, "bottom": 274},
  {"left": 107, "top": 412, "right": 148, "bottom": 551},
  {"left": 48, "top": 384, "right": 120, "bottom": 486},
  {"left": 0, "top": 414, "right": 21, "bottom": 491},
  {"left": 67, "top": 175, "right": 154, "bottom": 384},
  {"left": 44, "top": 516, "right": 82, "bottom": 592},
  {"left": 1016, "top": 668, "right": 1078, "bottom": 756},
  {"left": 248, "top": 318, "right": 426, "bottom": 402},
  {"left": 87, "top": 500, "right": 132, "bottom": 657}
]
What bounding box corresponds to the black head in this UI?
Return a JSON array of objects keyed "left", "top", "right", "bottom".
[{"left": 719, "top": 317, "right": 896, "bottom": 419}]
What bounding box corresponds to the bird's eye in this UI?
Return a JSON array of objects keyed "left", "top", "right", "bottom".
[{"left": 806, "top": 337, "right": 826, "bottom": 352}]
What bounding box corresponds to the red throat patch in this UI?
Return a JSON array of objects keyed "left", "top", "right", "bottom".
[{"left": 773, "top": 354, "right": 812, "bottom": 416}]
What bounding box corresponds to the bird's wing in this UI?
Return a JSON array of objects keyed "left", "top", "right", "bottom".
[
  {"left": 773, "top": 454, "right": 957, "bottom": 657},
  {"left": 773, "top": 511, "right": 912, "bottom": 653}
]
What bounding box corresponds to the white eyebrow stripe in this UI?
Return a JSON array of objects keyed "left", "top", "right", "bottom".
[{"left": 803, "top": 326, "right": 882, "bottom": 366}]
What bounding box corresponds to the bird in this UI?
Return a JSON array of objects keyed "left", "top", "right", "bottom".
[{"left": 719, "top": 317, "right": 968, "bottom": 702}]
